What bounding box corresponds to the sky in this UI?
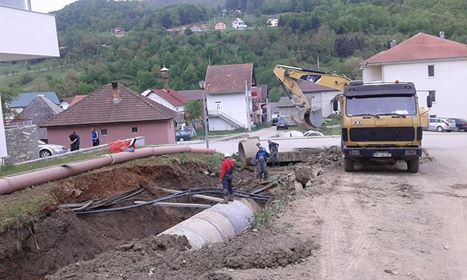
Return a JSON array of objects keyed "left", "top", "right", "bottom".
[{"left": 31, "top": 0, "right": 78, "bottom": 13}]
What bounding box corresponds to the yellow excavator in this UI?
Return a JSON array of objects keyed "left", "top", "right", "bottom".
[
  {"left": 273, "top": 64, "right": 351, "bottom": 128},
  {"left": 273, "top": 64, "right": 431, "bottom": 173}
]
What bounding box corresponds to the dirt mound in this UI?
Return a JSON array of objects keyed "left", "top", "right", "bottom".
[
  {"left": 47, "top": 228, "right": 316, "bottom": 280},
  {"left": 0, "top": 157, "right": 228, "bottom": 280}
]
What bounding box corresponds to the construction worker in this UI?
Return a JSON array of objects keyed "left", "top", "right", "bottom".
[
  {"left": 255, "top": 143, "right": 269, "bottom": 180},
  {"left": 220, "top": 153, "right": 235, "bottom": 203},
  {"left": 268, "top": 140, "right": 279, "bottom": 167}
]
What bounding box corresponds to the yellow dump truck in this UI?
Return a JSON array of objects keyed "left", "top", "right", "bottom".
[{"left": 273, "top": 65, "right": 431, "bottom": 173}]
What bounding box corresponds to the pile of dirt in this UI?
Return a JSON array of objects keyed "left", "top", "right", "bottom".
[
  {"left": 47, "top": 228, "right": 316, "bottom": 280},
  {"left": 0, "top": 157, "right": 240, "bottom": 280}
]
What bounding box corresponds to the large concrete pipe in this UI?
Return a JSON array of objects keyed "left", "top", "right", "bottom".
[
  {"left": 238, "top": 137, "right": 260, "bottom": 166},
  {"left": 0, "top": 146, "right": 216, "bottom": 195},
  {"left": 159, "top": 198, "right": 260, "bottom": 249}
]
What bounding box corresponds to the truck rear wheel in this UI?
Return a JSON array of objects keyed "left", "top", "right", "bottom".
[
  {"left": 407, "top": 158, "right": 419, "bottom": 173},
  {"left": 344, "top": 158, "right": 354, "bottom": 172}
]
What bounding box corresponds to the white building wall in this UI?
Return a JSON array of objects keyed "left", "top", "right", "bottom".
[
  {"left": 209, "top": 117, "right": 236, "bottom": 131},
  {"left": 206, "top": 92, "right": 250, "bottom": 131},
  {"left": 369, "top": 59, "right": 467, "bottom": 119},
  {"left": 362, "top": 65, "right": 383, "bottom": 82},
  {"left": 0, "top": 5, "right": 59, "bottom": 61},
  {"left": 145, "top": 92, "right": 183, "bottom": 112}
]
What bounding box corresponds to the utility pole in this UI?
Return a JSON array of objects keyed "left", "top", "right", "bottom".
[{"left": 199, "top": 80, "right": 209, "bottom": 148}]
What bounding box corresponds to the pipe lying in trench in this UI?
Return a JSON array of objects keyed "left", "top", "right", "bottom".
[
  {"left": 0, "top": 146, "right": 216, "bottom": 196},
  {"left": 159, "top": 198, "right": 260, "bottom": 250}
]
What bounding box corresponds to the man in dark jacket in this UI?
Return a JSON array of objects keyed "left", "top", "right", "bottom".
[
  {"left": 255, "top": 143, "right": 269, "bottom": 180},
  {"left": 220, "top": 153, "right": 235, "bottom": 203},
  {"left": 69, "top": 131, "right": 80, "bottom": 151},
  {"left": 268, "top": 140, "right": 279, "bottom": 167}
]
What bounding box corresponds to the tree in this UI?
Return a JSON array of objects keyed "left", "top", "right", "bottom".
[{"left": 184, "top": 100, "right": 202, "bottom": 121}]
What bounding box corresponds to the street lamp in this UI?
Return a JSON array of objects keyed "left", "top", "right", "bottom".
[{"left": 199, "top": 80, "right": 209, "bottom": 148}]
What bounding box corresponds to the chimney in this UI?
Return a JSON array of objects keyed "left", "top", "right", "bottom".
[
  {"left": 439, "top": 31, "right": 445, "bottom": 39},
  {"left": 160, "top": 66, "right": 169, "bottom": 90},
  {"left": 390, "top": 38, "right": 397, "bottom": 48},
  {"left": 112, "top": 82, "right": 121, "bottom": 104}
]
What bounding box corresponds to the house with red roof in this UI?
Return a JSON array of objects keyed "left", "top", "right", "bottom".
[
  {"left": 361, "top": 32, "right": 467, "bottom": 119},
  {"left": 141, "top": 88, "right": 187, "bottom": 124},
  {"left": 42, "top": 83, "right": 176, "bottom": 148},
  {"left": 204, "top": 63, "right": 256, "bottom": 131}
]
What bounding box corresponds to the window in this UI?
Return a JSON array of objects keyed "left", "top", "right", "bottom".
[
  {"left": 131, "top": 127, "right": 138, "bottom": 134},
  {"left": 101, "top": 129, "right": 108, "bottom": 136},
  {"left": 429, "top": 90, "right": 436, "bottom": 103},
  {"left": 428, "top": 65, "right": 435, "bottom": 77}
]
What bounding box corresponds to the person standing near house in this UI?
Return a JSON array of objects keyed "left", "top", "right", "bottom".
[
  {"left": 268, "top": 140, "right": 280, "bottom": 167},
  {"left": 220, "top": 153, "right": 235, "bottom": 203},
  {"left": 255, "top": 143, "right": 269, "bottom": 180},
  {"left": 69, "top": 131, "right": 80, "bottom": 151},
  {"left": 91, "top": 128, "right": 100, "bottom": 146}
]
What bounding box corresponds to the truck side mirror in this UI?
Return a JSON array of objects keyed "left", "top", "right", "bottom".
[
  {"left": 332, "top": 99, "right": 338, "bottom": 111},
  {"left": 426, "top": 95, "right": 432, "bottom": 108}
]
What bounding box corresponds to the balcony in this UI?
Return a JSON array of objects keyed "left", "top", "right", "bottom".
[{"left": 0, "top": 4, "right": 59, "bottom": 61}]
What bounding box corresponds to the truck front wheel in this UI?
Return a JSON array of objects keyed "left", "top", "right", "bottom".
[
  {"left": 344, "top": 158, "right": 354, "bottom": 172},
  {"left": 407, "top": 158, "right": 419, "bottom": 173}
]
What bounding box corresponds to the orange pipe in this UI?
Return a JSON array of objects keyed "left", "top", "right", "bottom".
[{"left": 0, "top": 145, "right": 216, "bottom": 195}]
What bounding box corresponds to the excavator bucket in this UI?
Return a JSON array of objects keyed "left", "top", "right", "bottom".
[{"left": 292, "top": 109, "right": 322, "bottom": 129}]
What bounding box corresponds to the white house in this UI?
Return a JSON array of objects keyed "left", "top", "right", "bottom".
[
  {"left": 361, "top": 32, "right": 467, "bottom": 119},
  {"left": 232, "top": 18, "right": 247, "bottom": 30},
  {"left": 204, "top": 63, "right": 256, "bottom": 131},
  {"left": 0, "top": 1, "right": 60, "bottom": 161},
  {"left": 267, "top": 18, "right": 278, "bottom": 27}
]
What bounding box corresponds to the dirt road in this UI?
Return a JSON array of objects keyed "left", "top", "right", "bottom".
[{"left": 229, "top": 135, "right": 467, "bottom": 280}]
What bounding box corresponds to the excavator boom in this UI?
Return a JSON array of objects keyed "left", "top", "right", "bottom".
[{"left": 273, "top": 64, "right": 351, "bottom": 128}]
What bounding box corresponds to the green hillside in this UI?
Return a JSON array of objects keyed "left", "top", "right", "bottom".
[{"left": 1, "top": 0, "right": 466, "bottom": 104}]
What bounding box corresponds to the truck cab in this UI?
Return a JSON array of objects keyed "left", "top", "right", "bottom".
[{"left": 335, "top": 82, "right": 430, "bottom": 173}]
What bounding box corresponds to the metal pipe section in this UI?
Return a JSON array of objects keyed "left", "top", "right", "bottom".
[
  {"left": 159, "top": 198, "right": 260, "bottom": 250},
  {"left": 0, "top": 146, "right": 216, "bottom": 195},
  {"left": 238, "top": 137, "right": 260, "bottom": 166}
]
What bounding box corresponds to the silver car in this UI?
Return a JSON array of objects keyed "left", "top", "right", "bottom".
[
  {"left": 428, "top": 117, "right": 458, "bottom": 132},
  {"left": 38, "top": 140, "right": 68, "bottom": 158}
]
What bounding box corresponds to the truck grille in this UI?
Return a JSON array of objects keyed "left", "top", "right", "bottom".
[{"left": 349, "top": 127, "right": 415, "bottom": 142}]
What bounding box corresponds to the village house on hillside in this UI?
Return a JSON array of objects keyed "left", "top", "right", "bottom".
[
  {"left": 204, "top": 63, "right": 256, "bottom": 131},
  {"left": 19, "top": 95, "right": 63, "bottom": 141},
  {"left": 214, "top": 21, "right": 226, "bottom": 31},
  {"left": 232, "top": 18, "right": 247, "bottom": 30},
  {"left": 112, "top": 27, "right": 126, "bottom": 37},
  {"left": 267, "top": 18, "right": 278, "bottom": 27},
  {"left": 7, "top": 91, "right": 60, "bottom": 116},
  {"left": 141, "top": 67, "right": 188, "bottom": 125},
  {"left": 42, "top": 83, "right": 176, "bottom": 148},
  {"left": 361, "top": 32, "right": 467, "bottom": 119}
]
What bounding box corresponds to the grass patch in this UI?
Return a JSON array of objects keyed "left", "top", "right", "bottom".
[
  {"left": 318, "top": 114, "right": 342, "bottom": 136},
  {"left": 0, "top": 150, "right": 109, "bottom": 177},
  {"left": 252, "top": 193, "right": 290, "bottom": 229},
  {"left": 0, "top": 189, "right": 54, "bottom": 233}
]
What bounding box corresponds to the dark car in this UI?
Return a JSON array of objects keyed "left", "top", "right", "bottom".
[
  {"left": 175, "top": 131, "right": 191, "bottom": 141},
  {"left": 276, "top": 118, "right": 289, "bottom": 130},
  {"left": 450, "top": 118, "right": 467, "bottom": 132}
]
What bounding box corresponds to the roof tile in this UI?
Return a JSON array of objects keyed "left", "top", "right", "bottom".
[
  {"left": 363, "top": 32, "right": 467, "bottom": 65},
  {"left": 204, "top": 63, "right": 255, "bottom": 94},
  {"left": 43, "top": 84, "right": 175, "bottom": 127}
]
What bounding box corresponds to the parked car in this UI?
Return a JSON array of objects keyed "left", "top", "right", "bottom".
[
  {"left": 38, "top": 140, "right": 68, "bottom": 158},
  {"left": 276, "top": 118, "right": 289, "bottom": 130},
  {"left": 449, "top": 118, "right": 467, "bottom": 132},
  {"left": 428, "top": 117, "right": 458, "bottom": 132},
  {"left": 175, "top": 130, "right": 191, "bottom": 141},
  {"left": 278, "top": 130, "right": 304, "bottom": 138},
  {"left": 304, "top": 130, "right": 324, "bottom": 137}
]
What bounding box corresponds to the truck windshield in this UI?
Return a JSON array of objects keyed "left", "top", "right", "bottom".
[{"left": 346, "top": 95, "right": 416, "bottom": 117}]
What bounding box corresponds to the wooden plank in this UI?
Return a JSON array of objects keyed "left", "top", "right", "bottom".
[{"left": 158, "top": 188, "right": 224, "bottom": 203}]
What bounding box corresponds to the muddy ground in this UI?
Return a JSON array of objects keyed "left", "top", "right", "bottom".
[{"left": 5, "top": 145, "right": 464, "bottom": 280}]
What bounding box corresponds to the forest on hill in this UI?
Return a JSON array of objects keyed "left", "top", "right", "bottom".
[{"left": 1, "top": 0, "right": 466, "bottom": 106}]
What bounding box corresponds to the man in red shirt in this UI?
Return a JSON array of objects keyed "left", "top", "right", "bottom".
[{"left": 220, "top": 153, "right": 235, "bottom": 203}]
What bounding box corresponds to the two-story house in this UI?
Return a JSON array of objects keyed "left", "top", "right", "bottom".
[
  {"left": 204, "top": 63, "right": 256, "bottom": 131},
  {"left": 361, "top": 32, "right": 467, "bottom": 119}
]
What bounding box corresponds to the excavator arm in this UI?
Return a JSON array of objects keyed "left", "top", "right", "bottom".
[{"left": 273, "top": 64, "right": 351, "bottom": 128}]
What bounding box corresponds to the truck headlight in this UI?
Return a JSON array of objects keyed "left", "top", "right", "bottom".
[{"left": 405, "top": 150, "right": 417, "bottom": 156}]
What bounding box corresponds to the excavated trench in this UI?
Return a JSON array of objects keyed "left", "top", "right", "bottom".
[{"left": 0, "top": 160, "right": 230, "bottom": 280}]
